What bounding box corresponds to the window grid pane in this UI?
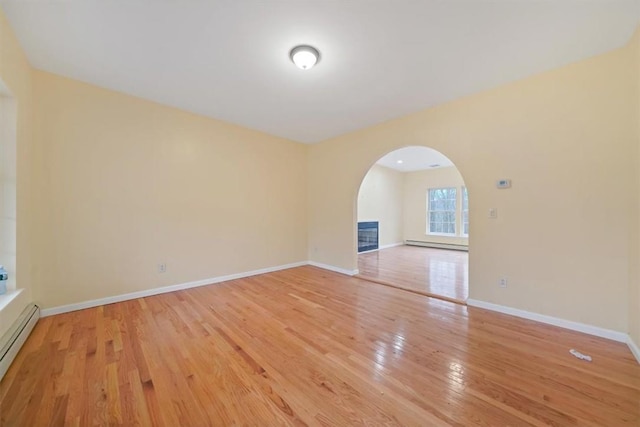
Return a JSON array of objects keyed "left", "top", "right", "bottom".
[{"left": 427, "top": 187, "right": 456, "bottom": 235}]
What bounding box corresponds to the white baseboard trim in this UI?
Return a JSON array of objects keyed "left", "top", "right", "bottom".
[
  {"left": 358, "top": 242, "right": 404, "bottom": 255},
  {"left": 357, "top": 249, "right": 377, "bottom": 255},
  {"left": 466, "top": 298, "right": 628, "bottom": 343},
  {"left": 627, "top": 336, "right": 640, "bottom": 364},
  {"left": 380, "top": 242, "right": 404, "bottom": 250},
  {"left": 40, "top": 261, "right": 308, "bottom": 317},
  {"left": 307, "top": 261, "right": 359, "bottom": 276}
]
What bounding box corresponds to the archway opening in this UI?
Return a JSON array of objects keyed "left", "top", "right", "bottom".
[{"left": 355, "top": 146, "right": 469, "bottom": 303}]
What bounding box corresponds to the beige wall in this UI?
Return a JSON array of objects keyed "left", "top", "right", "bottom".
[
  {"left": 357, "top": 164, "right": 404, "bottom": 247},
  {"left": 403, "top": 166, "right": 468, "bottom": 246},
  {"left": 0, "top": 10, "right": 34, "bottom": 337},
  {"left": 31, "top": 71, "right": 308, "bottom": 309},
  {"left": 308, "top": 36, "right": 638, "bottom": 333}
]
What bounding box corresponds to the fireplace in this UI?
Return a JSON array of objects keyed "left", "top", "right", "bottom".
[{"left": 358, "top": 221, "right": 379, "bottom": 253}]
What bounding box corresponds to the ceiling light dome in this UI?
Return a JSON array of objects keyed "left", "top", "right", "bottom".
[{"left": 290, "top": 45, "right": 320, "bottom": 70}]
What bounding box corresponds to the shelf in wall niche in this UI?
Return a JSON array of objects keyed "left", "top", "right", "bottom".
[{"left": 0, "top": 288, "right": 23, "bottom": 312}]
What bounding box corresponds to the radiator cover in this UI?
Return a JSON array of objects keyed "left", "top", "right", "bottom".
[
  {"left": 405, "top": 240, "right": 469, "bottom": 252},
  {"left": 0, "top": 303, "right": 39, "bottom": 381}
]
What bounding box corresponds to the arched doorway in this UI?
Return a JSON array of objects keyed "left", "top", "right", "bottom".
[{"left": 355, "top": 146, "right": 469, "bottom": 303}]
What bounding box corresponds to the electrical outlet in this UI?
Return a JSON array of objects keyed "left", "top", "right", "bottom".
[
  {"left": 499, "top": 277, "right": 508, "bottom": 288},
  {"left": 158, "top": 262, "right": 167, "bottom": 273}
]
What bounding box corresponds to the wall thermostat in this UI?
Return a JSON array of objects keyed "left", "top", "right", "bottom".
[{"left": 496, "top": 179, "right": 511, "bottom": 189}]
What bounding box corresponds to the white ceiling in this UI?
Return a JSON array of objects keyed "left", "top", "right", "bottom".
[
  {"left": 376, "top": 146, "right": 453, "bottom": 172},
  {"left": 1, "top": 1, "right": 638, "bottom": 143}
]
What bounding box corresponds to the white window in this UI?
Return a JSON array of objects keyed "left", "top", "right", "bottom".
[
  {"left": 462, "top": 186, "right": 469, "bottom": 236},
  {"left": 427, "top": 188, "right": 457, "bottom": 235}
]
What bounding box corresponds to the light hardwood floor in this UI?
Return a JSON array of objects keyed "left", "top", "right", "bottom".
[
  {"left": 358, "top": 245, "right": 469, "bottom": 303},
  {"left": 1, "top": 266, "right": 638, "bottom": 426}
]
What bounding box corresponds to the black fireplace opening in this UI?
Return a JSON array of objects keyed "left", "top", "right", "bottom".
[{"left": 358, "top": 221, "right": 379, "bottom": 253}]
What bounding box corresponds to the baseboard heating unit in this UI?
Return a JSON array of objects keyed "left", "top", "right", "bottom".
[
  {"left": 405, "top": 240, "right": 469, "bottom": 252},
  {"left": 0, "top": 303, "right": 40, "bottom": 380}
]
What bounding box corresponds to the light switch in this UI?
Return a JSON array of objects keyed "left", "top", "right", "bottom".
[{"left": 488, "top": 208, "right": 498, "bottom": 219}]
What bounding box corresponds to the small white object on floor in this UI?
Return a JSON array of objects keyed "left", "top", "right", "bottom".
[{"left": 569, "top": 349, "right": 592, "bottom": 362}]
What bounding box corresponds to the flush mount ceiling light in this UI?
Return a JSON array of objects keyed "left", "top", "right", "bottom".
[{"left": 290, "top": 45, "right": 320, "bottom": 70}]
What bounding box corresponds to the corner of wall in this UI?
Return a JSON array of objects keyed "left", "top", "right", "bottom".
[{"left": 629, "top": 24, "right": 640, "bottom": 352}]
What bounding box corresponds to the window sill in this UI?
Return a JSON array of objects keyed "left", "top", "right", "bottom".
[{"left": 0, "top": 288, "right": 23, "bottom": 312}]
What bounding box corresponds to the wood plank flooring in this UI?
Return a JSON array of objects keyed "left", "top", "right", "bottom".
[
  {"left": 358, "top": 245, "right": 469, "bottom": 303},
  {"left": 1, "top": 266, "right": 638, "bottom": 426}
]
